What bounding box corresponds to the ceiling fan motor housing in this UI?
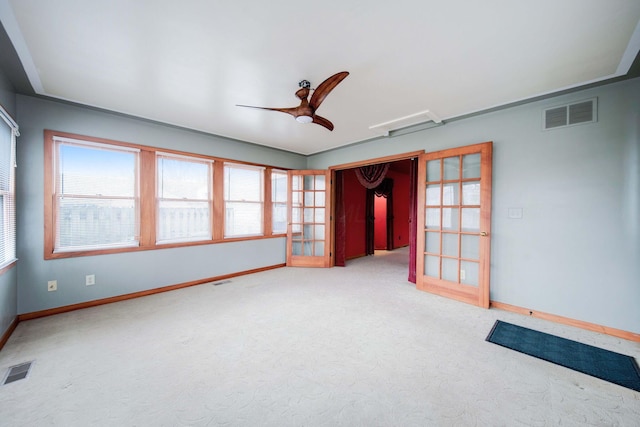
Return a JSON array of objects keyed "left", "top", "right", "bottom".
[{"left": 298, "top": 80, "right": 311, "bottom": 89}]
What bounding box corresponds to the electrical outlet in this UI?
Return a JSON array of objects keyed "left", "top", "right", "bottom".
[
  {"left": 460, "top": 270, "right": 466, "bottom": 281},
  {"left": 85, "top": 274, "right": 95, "bottom": 286},
  {"left": 47, "top": 280, "right": 57, "bottom": 292}
]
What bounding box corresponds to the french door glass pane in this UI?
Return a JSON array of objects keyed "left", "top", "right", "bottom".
[
  {"left": 426, "top": 185, "right": 440, "bottom": 205},
  {"left": 442, "top": 233, "right": 458, "bottom": 257},
  {"left": 442, "top": 208, "right": 459, "bottom": 231},
  {"left": 462, "top": 181, "right": 480, "bottom": 205},
  {"left": 427, "top": 160, "right": 441, "bottom": 182},
  {"left": 315, "top": 208, "right": 325, "bottom": 222},
  {"left": 426, "top": 208, "right": 440, "bottom": 229},
  {"left": 442, "top": 257, "right": 458, "bottom": 282},
  {"left": 425, "top": 231, "right": 439, "bottom": 253},
  {"left": 461, "top": 260, "right": 479, "bottom": 286},
  {"left": 314, "top": 241, "right": 324, "bottom": 256},
  {"left": 304, "top": 192, "right": 314, "bottom": 206},
  {"left": 461, "top": 234, "right": 479, "bottom": 260},
  {"left": 291, "top": 190, "right": 300, "bottom": 204},
  {"left": 463, "top": 154, "right": 481, "bottom": 179},
  {"left": 292, "top": 241, "right": 302, "bottom": 255},
  {"left": 425, "top": 255, "right": 440, "bottom": 278},
  {"left": 444, "top": 157, "right": 460, "bottom": 180},
  {"left": 303, "top": 225, "right": 313, "bottom": 239},
  {"left": 304, "top": 208, "right": 314, "bottom": 222},
  {"left": 315, "top": 192, "right": 325, "bottom": 207},
  {"left": 442, "top": 183, "right": 459, "bottom": 205},
  {"left": 315, "top": 175, "right": 325, "bottom": 190},
  {"left": 292, "top": 207, "right": 301, "bottom": 223},
  {"left": 304, "top": 175, "right": 314, "bottom": 190},
  {"left": 461, "top": 208, "right": 480, "bottom": 232}
]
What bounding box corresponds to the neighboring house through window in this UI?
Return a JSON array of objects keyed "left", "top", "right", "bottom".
[
  {"left": 53, "top": 136, "right": 139, "bottom": 252},
  {"left": 271, "top": 169, "right": 288, "bottom": 234},
  {"left": 157, "top": 153, "right": 212, "bottom": 244},
  {"left": 224, "top": 163, "right": 264, "bottom": 237}
]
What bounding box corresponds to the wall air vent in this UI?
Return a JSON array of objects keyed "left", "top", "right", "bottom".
[{"left": 543, "top": 98, "right": 597, "bottom": 130}]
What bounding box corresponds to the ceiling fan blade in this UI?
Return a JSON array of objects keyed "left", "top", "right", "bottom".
[
  {"left": 312, "top": 115, "right": 334, "bottom": 131},
  {"left": 236, "top": 105, "right": 299, "bottom": 117},
  {"left": 309, "top": 71, "right": 349, "bottom": 111}
]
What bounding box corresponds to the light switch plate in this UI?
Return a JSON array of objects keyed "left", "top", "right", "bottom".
[{"left": 508, "top": 208, "right": 523, "bottom": 219}]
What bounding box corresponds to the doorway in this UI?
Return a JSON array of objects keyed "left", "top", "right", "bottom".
[{"left": 333, "top": 156, "right": 417, "bottom": 278}]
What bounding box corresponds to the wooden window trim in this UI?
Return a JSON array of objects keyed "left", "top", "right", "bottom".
[{"left": 44, "top": 130, "right": 289, "bottom": 260}]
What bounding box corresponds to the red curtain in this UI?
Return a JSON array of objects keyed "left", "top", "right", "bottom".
[
  {"left": 365, "top": 188, "right": 375, "bottom": 255},
  {"left": 334, "top": 170, "right": 346, "bottom": 266},
  {"left": 408, "top": 158, "right": 418, "bottom": 283}
]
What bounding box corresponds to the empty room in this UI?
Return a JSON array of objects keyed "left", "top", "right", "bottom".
[{"left": 0, "top": 1, "right": 639, "bottom": 425}]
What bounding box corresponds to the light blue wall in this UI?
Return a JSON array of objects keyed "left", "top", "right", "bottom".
[
  {"left": 0, "top": 63, "right": 17, "bottom": 337},
  {"left": 308, "top": 77, "right": 640, "bottom": 334},
  {"left": 10, "top": 78, "right": 640, "bottom": 335},
  {"left": 15, "top": 95, "right": 305, "bottom": 314}
]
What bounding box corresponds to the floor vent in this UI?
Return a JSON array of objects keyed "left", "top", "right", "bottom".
[
  {"left": 543, "top": 98, "right": 597, "bottom": 130},
  {"left": 211, "top": 280, "right": 231, "bottom": 286},
  {"left": 2, "top": 361, "right": 34, "bottom": 385}
]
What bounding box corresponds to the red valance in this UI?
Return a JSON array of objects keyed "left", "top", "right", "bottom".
[{"left": 355, "top": 163, "right": 390, "bottom": 189}]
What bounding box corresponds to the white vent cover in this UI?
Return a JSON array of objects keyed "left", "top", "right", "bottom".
[{"left": 543, "top": 98, "right": 597, "bottom": 130}]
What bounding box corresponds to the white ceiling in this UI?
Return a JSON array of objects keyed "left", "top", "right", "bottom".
[{"left": 2, "top": 0, "right": 640, "bottom": 155}]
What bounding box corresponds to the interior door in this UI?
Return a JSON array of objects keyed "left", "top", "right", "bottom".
[
  {"left": 287, "top": 170, "right": 332, "bottom": 267},
  {"left": 416, "top": 142, "right": 493, "bottom": 308}
]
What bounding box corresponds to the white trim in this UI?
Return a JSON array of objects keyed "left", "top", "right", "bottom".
[
  {"left": 53, "top": 136, "right": 140, "bottom": 152},
  {"left": 157, "top": 151, "right": 214, "bottom": 164},
  {"left": 0, "top": 103, "right": 19, "bottom": 136}
]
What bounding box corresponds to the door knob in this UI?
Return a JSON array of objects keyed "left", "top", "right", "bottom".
[{"left": 480, "top": 231, "right": 488, "bottom": 236}]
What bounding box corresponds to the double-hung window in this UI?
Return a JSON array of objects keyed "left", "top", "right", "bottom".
[
  {"left": 157, "top": 153, "right": 212, "bottom": 243},
  {"left": 53, "top": 137, "right": 139, "bottom": 252},
  {"left": 271, "top": 169, "right": 288, "bottom": 234},
  {"left": 0, "top": 106, "right": 17, "bottom": 268},
  {"left": 224, "top": 163, "right": 264, "bottom": 237}
]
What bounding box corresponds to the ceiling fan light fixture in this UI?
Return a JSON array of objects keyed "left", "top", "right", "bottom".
[{"left": 296, "top": 115, "right": 313, "bottom": 124}]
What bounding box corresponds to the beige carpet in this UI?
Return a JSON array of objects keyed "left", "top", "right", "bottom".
[{"left": 1, "top": 247, "right": 639, "bottom": 426}]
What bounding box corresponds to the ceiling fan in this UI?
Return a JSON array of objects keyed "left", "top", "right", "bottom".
[{"left": 237, "top": 71, "right": 349, "bottom": 131}]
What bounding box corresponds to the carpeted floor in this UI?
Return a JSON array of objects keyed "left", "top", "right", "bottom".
[{"left": 1, "top": 247, "right": 639, "bottom": 426}]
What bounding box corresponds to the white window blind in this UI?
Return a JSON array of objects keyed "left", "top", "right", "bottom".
[
  {"left": 224, "top": 163, "right": 264, "bottom": 237},
  {"left": 157, "top": 153, "right": 212, "bottom": 243},
  {"left": 54, "top": 137, "right": 139, "bottom": 252},
  {"left": 271, "top": 170, "right": 288, "bottom": 234},
  {"left": 0, "top": 104, "right": 18, "bottom": 267}
]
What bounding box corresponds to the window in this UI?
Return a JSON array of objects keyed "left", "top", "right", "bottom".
[
  {"left": 53, "top": 137, "right": 139, "bottom": 252},
  {"left": 157, "top": 153, "right": 212, "bottom": 243},
  {"left": 224, "top": 163, "right": 264, "bottom": 237},
  {"left": 271, "top": 170, "right": 288, "bottom": 234},
  {"left": 0, "top": 105, "right": 17, "bottom": 268},
  {"left": 44, "top": 130, "right": 286, "bottom": 258}
]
